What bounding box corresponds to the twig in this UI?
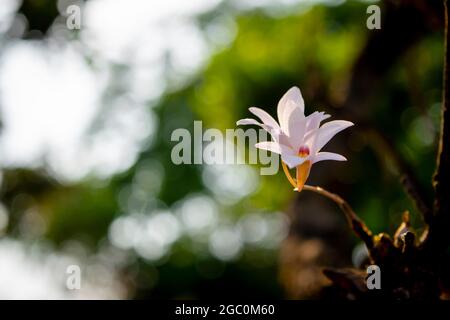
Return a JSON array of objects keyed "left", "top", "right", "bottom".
[
  {"left": 303, "top": 185, "right": 374, "bottom": 249},
  {"left": 365, "top": 127, "right": 433, "bottom": 225},
  {"left": 425, "top": 0, "right": 450, "bottom": 249}
]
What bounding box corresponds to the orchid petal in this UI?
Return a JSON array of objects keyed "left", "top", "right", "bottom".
[
  {"left": 277, "top": 131, "right": 291, "bottom": 146},
  {"left": 282, "top": 154, "right": 308, "bottom": 169},
  {"left": 254, "top": 141, "right": 294, "bottom": 156},
  {"left": 237, "top": 118, "right": 288, "bottom": 146},
  {"left": 236, "top": 118, "right": 262, "bottom": 126},
  {"left": 269, "top": 129, "right": 291, "bottom": 146},
  {"left": 287, "top": 107, "right": 306, "bottom": 152},
  {"left": 314, "top": 120, "right": 354, "bottom": 152},
  {"left": 305, "top": 111, "right": 330, "bottom": 133},
  {"left": 300, "top": 112, "right": 330, "bottom": 151},
  {"left": 313, "top": 152, "right": 347, "bottom": 163},
  {"left": 255, "top": 141, "right": 306, "bottom": 169},
  {"left": 249, "top": 107, "right": 280, "bottom": 131},
  {"left": 302, "top": 127, "right": 319, "bottom": 152},
  {"left": 236, "top": 118, "right": 278, "bottom": 139},
  {"left": 277, "top": 87, "right": 304, "bottom": 131}
]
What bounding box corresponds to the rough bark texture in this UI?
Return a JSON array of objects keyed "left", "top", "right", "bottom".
[{"left": 424, "top": 0, "right": 450, "bottom": 252}]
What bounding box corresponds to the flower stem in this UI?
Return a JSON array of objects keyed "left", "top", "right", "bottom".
[
  {"left": 302, "top": 184, "right": 374, "bottom": 249},
  {"left": 282, "top": 161, "right": 373, "bottom": 248}
]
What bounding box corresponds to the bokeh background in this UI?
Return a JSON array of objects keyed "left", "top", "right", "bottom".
[{"left": 0, "top": 0, "right": 444, "bottom": 299}]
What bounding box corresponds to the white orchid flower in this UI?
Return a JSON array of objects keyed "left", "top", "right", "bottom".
[{"left": 236, "top": 86, "right": 353, "bottom": 192}]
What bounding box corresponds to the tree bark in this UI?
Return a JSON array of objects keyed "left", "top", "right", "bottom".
[{"left": 423, "top": 0, "right": 450, "bottom": 252}]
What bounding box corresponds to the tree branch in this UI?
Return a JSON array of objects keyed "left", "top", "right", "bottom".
[
  {"left": 303, "top": 185, "right": 374, "bottom": 250},
  {"left": 424, "top": 0, "right": 450, "bottom": 250}
]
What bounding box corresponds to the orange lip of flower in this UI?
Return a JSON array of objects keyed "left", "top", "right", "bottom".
[
  {"left": 294, "top": 146, "right": 311, "bottom": 191},
  {"left": 281, "top": 145, "right": 312, "bottom": 192},
  {"left": 295, "top": 160, "right": 311, "bottom": 192}
]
